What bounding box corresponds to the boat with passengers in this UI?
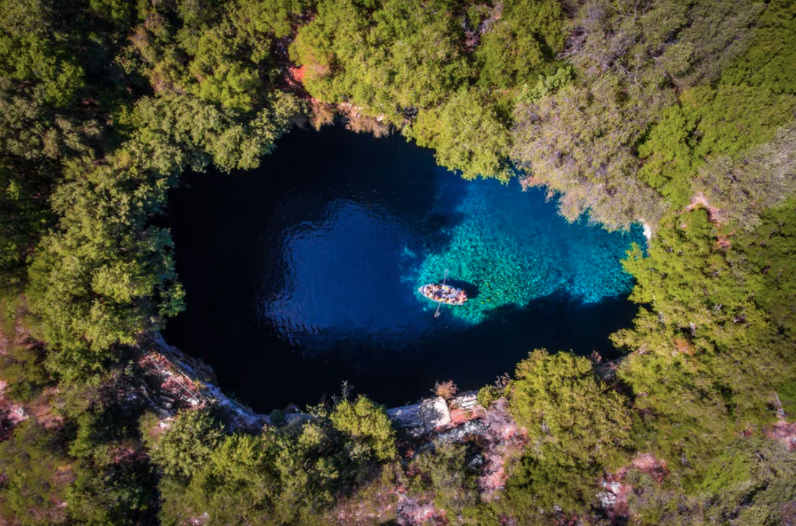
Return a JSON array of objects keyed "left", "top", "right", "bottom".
[{"left": 418, "top": 283, "right": 467, "bottom": 306}]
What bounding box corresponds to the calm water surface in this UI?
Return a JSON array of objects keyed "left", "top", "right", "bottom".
[{"left": 163, "top": 126, "right": 644, "bottom": 411}]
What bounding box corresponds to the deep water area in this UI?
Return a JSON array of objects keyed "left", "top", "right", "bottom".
[{"left": 163, "top": 126, "right": 644, "bottom": 411}]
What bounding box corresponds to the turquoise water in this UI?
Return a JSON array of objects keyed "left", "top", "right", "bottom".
[
  {"left": 164, "top": 127, "right": 644, "bottom": 410},
  {"left": 409, "top": 178, "right": 643, "bottom": 324}
]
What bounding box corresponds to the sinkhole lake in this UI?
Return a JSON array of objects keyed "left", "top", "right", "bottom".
[{"left": 163, "top": 126, "right": 645, "bottom": 411}]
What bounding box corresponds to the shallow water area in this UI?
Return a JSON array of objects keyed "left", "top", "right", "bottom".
[{"left": 163, "top": 126, "right": 644, "bottom": 411}]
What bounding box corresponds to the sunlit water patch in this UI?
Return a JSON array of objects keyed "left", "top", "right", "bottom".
[
  {"left": 163, "top": 126, "right": 644, "bottom": 410},
  {"left": 262, "top": 197, "right": 432, "bottom": 347},
  {"left": 411, "top": 179, "right": 644, "bottom": 323}
]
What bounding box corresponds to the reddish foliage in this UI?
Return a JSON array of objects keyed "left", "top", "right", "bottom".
[
  {"left": 687, "top": 192, "right": 724, "bottom": 224},
  {"left": 765, "top": 420, "right": 796, "bottom": 451},
  {"left": 477, "top": 399, "right": 527, "bottom": 495},
  {"left": 781, "top": 502, "right": 796, "bottom": 525},
  {"left": 601, "top": 453, "right": 669, "bottom": 522},
  {"left": 716, "top": 235, "right": 733, "bottom": 249},
  {"left": 289, "top": 65, "right": 306, "bottom": 86},
  {"left": 674, "top": 338, "right": 694, "bottom": 355},
  {"left": 397, "top": 495, "right": 446, "bottom": 526}
]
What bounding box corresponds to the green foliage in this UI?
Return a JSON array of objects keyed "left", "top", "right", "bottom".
[
  {"left": 412, "top": 88, "right": 512, "bottom": 180},
  {"left": 25, "top": 153, "right": 182, "bottom": 371},
  {"left": 291, "top": 0, "right": 567, "bottom": 180},
  {"left": 778, "top": 380, "right": 796, "bottom": 415},
  {"left": 134, "top": 91, "right": 301, "bottom": 172},
  {"left": 476, "top": 385, "right": 501, "bottom": 409},
  {"left": 515, "top": 66, "right": 572, "bottom": 105},
  {"left": 694, "top": 125, "right": 796, "bottom": 230},
  {"left": 291, "top": 0, "right": 473, "bottom": 122},
  {"left": 0, "top": 161, "right": 55, "bottom": 295},
  {"left": 127, "top": 0, "right": 303, "bottom": 114},
  {"left": 635, "top": 3, "right": 796, "bottom": 215},
  {"left": 232, "top": 0, "right": 313, "bottom": 43},
  {"left": 66, "top": 448, "right": 159, "bottom": 526},
  {"left": 613, "top": 208, "right": 796, "bottom": 479},
  {"left": 330, "top": 395, "right": 397, "bottom": 462},
  {"left": 566, "top": 0, "right": 762, "bottom": 88},
  {"left": 509, "top": 350, "right": 632, "bottom": 468},
  {"left": 188, "top": 26, "right": 260, "bottom": 112},
  {"left": 57, "top": 377, "right": 180, "bottom": 525},
  {"left": 0, "top": 340, "right": 51, "bottom": 402},
  {"left": 1, "top": 0, "right": 795, "bottom": 523},
  {"left": 23, "top": 91, "right": 297, "bottom": 378},
  {"left": 512, "top": 76, "right": 669, "bottom": 229},
  {"left": 0, "top": 0, "right": 86, "bottom": 108},
  {"left": 721, "top": 0, "right": 796, "bottom": 94},
  {"left": 730, "top": 200, "right": 796, "bottom": 336},
  {"left": 410, "top": 442, "right": 479, "bottom": 516},
  {"left": 151, "top": 404, "right": 396, "bottom": 525},
  {"left": 637, "top": 84, "right": 795, "bottom": 213},
  {"left": 147, "top": 409, "right": 224, "bottom": 481},
  {"left": 666, "top": 0, "right": 764, "bottom": 87},
  {"left": 163, "top": 422, "right": 338, "bottom": 525},
  {"left": 500, "top": 453, "right": 600, "bottom": 519},
  {"left": 700, "top": 448, "right": 752, "bottom": 493},
  {"left": 498, "top": 350, "right": 632, "bottom": 516},
  {"left": 475, "top": 0, "right": 564, "bottom": 89},
  {"left": 682, "top": 84, "right": 795, "bottom": 161},
  {"left": 88, "top": 0, "right": 138, "bottom": 28},
  {"left": 515, "top": 0, "right": 780, "bottom": 228},
  {"left": 636, "top": 105, "right": 695, "bottom": 206},
  {"left": 625, "top": 439, "right": 796, "bottom": 525},
  {"left": 0, "top": 0, "right": 109, "bottom": 295},
  {"left": 0, "top": 420, "right": 70, "bottom": 526}
]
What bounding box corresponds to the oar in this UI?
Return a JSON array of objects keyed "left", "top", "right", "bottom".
[{"left": 434, "top": 269, "right": 449, "bottom": 318}]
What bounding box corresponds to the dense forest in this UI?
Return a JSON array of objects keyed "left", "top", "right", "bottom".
[{"left": 0, "top": 0, "right": 795, "bottom": 524}]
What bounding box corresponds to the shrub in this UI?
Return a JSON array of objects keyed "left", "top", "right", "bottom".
[
  {"left": 330, "top": 395, "right": 397, "bottom": 462},
  {"left": 410, "top": 442, "right": 479, "bottom": 516},
  {"left": 433, "top": 380, "right": 458, "bottom": 400},
  {"left": 147, "top": 408, "right": 224, "bottom": 481}
]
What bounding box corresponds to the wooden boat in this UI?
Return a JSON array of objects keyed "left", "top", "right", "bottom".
[{"left": 418, "top": 283, "right": 468, "bottom": 306}]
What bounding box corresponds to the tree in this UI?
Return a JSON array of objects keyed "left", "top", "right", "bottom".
[
  {"left": 148, "top": 409, "right": 225, "bottom": 482},
  {"left": 291, "top": 0, "right": 473, "bottom": 124},
  {"left": 412, "top": 88, "right": 512, "bottom": 180},
  {"left": 330, "top": 395, "right": 397, "bottom": 462},
  {"left": 694, "top": 124, "right": 796, "bottom": 230},
  {"left": 498, "top": 350, "right": 632, "bottom": 517},
  {"left": 720, "top": 0, "right": 796, "bottom": 95},
  {"left": 410, "top": 442, "right": 479, "bottom": 517},
  {"left": 613, "top": 208, "right": 796, "bottom": 480},
  {"left": 511, "top": 76, "right": 670, "bottom": 229},
  {"left": 475, "top": 0, "right": 564, "bottom": 89},
  {"left": 66, "top": 449, "right": 159, "bottom": 526},
  {"left": 509, "top": 350, "right": 632, "bottom": 468},
  {"left": 0, "top": 421, "right": 70, "bottom": 526}
]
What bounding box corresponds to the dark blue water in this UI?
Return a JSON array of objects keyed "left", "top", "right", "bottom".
[{"left": 163, "top": 126, "right": 643, "bottom": 411}]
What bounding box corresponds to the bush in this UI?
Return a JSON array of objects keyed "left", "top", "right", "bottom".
[
  {"left": 0, "top": 421, "right": 70, "bottom": 526},
  {"left": 330, "top": 395, "right": 397, "bottom": 462},
  {"left": 433, "top": 380, "right": 458, "bottom": 400},
  {"left": 509, "top": 350, "right": 632, "bottom": 469},
  {"left": 147, "top": 408, "right": 224, "bottom": 481},
  {"left": 410, "top": 442, "right": 479, "bottom": 516}
]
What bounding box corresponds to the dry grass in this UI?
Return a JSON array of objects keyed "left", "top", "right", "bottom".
[{"left": 433, "top": 380, "right": 458, "bottom": 400}]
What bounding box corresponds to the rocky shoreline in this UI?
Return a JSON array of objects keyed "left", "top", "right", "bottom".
[
  {"left": 144, "top": 332, "right": 490, "bottom": 436},
  {"left": 138, "top": 332, "right": 528, "bottom": 500}
]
